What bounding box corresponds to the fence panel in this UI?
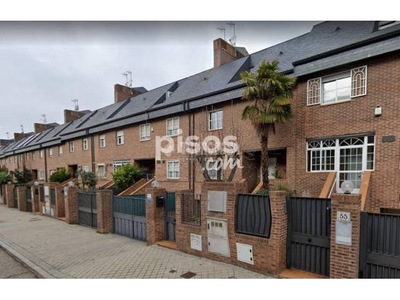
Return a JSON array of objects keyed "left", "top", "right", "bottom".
[
  {"left": 182, "top": 193, "right": 201, "bottom": 226},
  {"left": 78, "top": 191, "right": 97, "bottom": 228}
]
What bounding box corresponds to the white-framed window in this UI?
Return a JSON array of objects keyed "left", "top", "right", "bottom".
[
  {"left": 82, "top": 138, "right": 89, "bottom": 151},
  {"left": 32, "top": 151, "right": 36, "bottom": 160},
  {"left": 208, "top": 110, "right": 223, "bottom": 131},
  {"left": 69, "top": 142, "right": 75, "bottom": 153},
  {"left": 99, "top": 134, "right": 106, "bottom": 148},
  {"left": 167, "top": 160, "right": 180, "bottom": 179},
  {"left": 50, "top": 170, "right": 56, "bottom": 175},
  {"left": 307, "top": 135, "right": 375, "bottom": 193},
  {"left": 117, "top": 130, "right": 124, "bottom": 145},
  {"left": 59, "top": 146, "right": 63, "bottom": 156},
  {"left": 26, "top": 153, "right": 29, "bottom": 161},
  {"left": 140, "top": 124, "right": 151, "bottom": 141},
  {"left": 40, "top": 150, "right": 44, "bottom": 159},
  {"left": 81, "top": 166, "right": 90, "bottom": 173},
  {"left": 113, "top": 160, "right": 130, "bottom": 172},
  {"left": 49, "top": 148, "right": 53, "bottom": 157},
  {"left": 97, "top": 164, "right": 106, "bottom": 178},
  {"left": 19, "top": 154, "right": 22, "bottom": 162},
  {"left": 166, "top": 117, "right": 180, "bottom": 136},
  {"left": 39, "top": 170, "right": 45, "bottom": 180},
  {"left": 307, "top": 66, "right": 367, "bottom": 106}
]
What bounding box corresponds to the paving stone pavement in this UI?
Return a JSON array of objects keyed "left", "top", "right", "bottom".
[{"left": 0, "top": 205, "right": 272, "bottom": 279}]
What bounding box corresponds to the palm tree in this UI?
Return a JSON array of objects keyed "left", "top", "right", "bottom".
[{"left": 241, "top": 60, "right": 296, "bottom": 189}]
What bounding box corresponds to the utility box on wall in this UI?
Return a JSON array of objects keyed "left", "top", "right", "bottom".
[
  {"left": 207, "top": 191, "right": 227, "bottom": 212},
  {"left": 207, "top": 217, "right": 230, "bottom": 257},
  {"left": 236, "top": 243, "right": 254, "bottom": 265}
]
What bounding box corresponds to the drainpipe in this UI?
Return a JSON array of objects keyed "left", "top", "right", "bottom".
[
  {"left": 91, "top": 135, "right": 95, "bottom": 173},
  {"left": 44, "top": 147, "right": 48, "bottom": 182}
]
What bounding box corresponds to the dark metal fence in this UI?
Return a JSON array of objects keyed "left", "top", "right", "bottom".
[
  {"left": 50, "top": 188, "right": 56, "bottom": 205},
  {"left": 235, "top": 193, "right": 272, "bottom": 238},
  {"left": 26, "top": 186, "right": 32, "bottom": 212},
  {"left": 78, "top": 190, "right": 97, "bottom": 228},
  {"left": 359, "top": 212, "right": 400, "bottom": 278},
  {"left": 13, "top": 187, "right": 18, "bottom": 208},
  {"left": 113, "top": 194, "right": 146, "bottom": 241},
  {"left": 182, "top": 193, "right": 201, "bottom": 226},
  {"left": 165, "top": 192, "right": 176, "bottom": 241}
]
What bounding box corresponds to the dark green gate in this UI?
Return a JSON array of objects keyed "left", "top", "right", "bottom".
[
  {"left": 13, "top": 187, "right": 18, "bottom": 208},
  {"left": 78, "top": 190, "right": 97, "bottom": 228},
  {"left": 165, "top": 192, "right": 176, "bottom": 241},
  {"left": 26, "top": 186, "right": 32, "bottom": 212}
]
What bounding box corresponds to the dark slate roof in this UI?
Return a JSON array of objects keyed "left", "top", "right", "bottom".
[{"left": 2, "top": 21, "right": 400, "bottom": 158}]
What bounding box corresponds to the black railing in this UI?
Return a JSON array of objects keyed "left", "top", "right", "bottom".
[{"left": 182, "top": 193, "right": 201, "bottom": 226}]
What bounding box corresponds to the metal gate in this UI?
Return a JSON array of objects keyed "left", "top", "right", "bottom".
[
  {"left": 165, "top": 192, "right": 176, "bottom": 241},
  {"left": 113, "top": 195, "right": 147, "bottom": 241},
  {"left": 78, "top": 191, "right": 97, "bottom": 228},
  {"left": 286, "top": 197, "right": 331, "bottom": 277},
  {"left": 26, "top": 186, "right": 32, "bottom": 212},
  {"left": 359, "top": 212, "right": 400, "bottom": 278},
  {"left": 13, "top": 187, "right": 18, "bottom": 208}
]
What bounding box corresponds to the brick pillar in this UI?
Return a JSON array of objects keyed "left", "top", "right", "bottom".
[
  {"left": 65, "top": 186, "right": 78, "bottom": 224},
  {"left": 330, "top": 194, "right": 361, "bottom": 279},
  {"left": 96, "top": 189, "right": 113, "bottom": 234},
  {"left": 16, "top": 186, "right": 27, "bottom": 212},
  {"left": 175, "top": 189, "right": 192, "bottom": 251},
  {"left": 5, "top": 184, "right": 14, "bottom": 208},
  {"left": 32, "top": 185, "right": 40, "bottom": 213},
  {"left": 145, "top": 188, "right": 166, "bottom": 245},
  {"left": 55, "top": 184, "right": 65, "bottom": 218},
  {"left": 268, "top": 191, "right": 288, "bottom": 275}
]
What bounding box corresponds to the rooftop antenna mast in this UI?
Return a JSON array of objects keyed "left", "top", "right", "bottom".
[
  {"left": 20, "top": 125, "right": 24, "bottom": 134},
  {"left": 72, "top": 99, "right": 79, "bottom": 111},
  {"left": 126, "top": 70, "right": 132, "bottom": 87},
  {"left": 41, "top": 114, "right": 47, "bottom": 124},
  {"left": 227, "top": 21, "right": 237, "bottom": 46},
  {"left": 122, "top": 72, "right": 129, "bottom": 86},
  {"left": 6, "top": 132, "right": 9, "bottom": 139},
  {"left": 217, "top": 26, "right": 226, "bottom": 40}
]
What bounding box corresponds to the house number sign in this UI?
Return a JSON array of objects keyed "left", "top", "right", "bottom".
[{"left": 337, "top": 211, "right": 351, "bottom": 222}]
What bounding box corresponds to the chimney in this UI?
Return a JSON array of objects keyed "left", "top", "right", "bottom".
[
  {"left": 34, "top": 122, "right": 60, "bottom": 133},
  {"left": 14, "top": 132, "right": 33, "bottom": 142},
  {"left": 213, "top": 38, "right": 248, "bottom": 68},
  {"left": 64, "top": 109, "right": 90, "bottom": 123},
  {"left": 0, "top": 139, "right": 13, "bottom": 146},
  {"left": 114, "top": 84, "right": 147, "bottom": 103}
]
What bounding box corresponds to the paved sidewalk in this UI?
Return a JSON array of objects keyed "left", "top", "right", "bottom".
[{"left": 0, "top": 205, "right": 271, "bottom": 279}]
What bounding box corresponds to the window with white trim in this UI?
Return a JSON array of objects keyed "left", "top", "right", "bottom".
[
  {"left": 82, "top": 138, "right": 88, "bottom": 151},
  {"left": 50, "top": 170, "right": 56, "bottom": 175},
  {"left": 116, "top": 130, "right": 124, "bottom": 145},
  {"left": 167, "top": 160, "right": 180, "bottom": 179},
  {"left": 26, "top": 153, "right": 29, "bottom": 161},
  {"left": 40, "top": 150, "right": 44, "bottom": 159},
  {"left": 49, "top": 148, "right": 53, "bottom": 157},
  {"left": 69, "top": 142, "right": 75, "bottom": 153},
  {"left": 307, "top": 66, "right": 367, "bottom": 106},
  {"left": 140, "top": 124, "right": 151, "bottom": 141},
  {"left": 39, "top": 170, "right": 45, "bottom": 180},
  {"left": 307, "top": 135, "right": 375, "bottom": 192},
  {"left": 208, "top": 110, "right": 223, "bottom": 131},
  {"left": 97, "top": 164, "right": 106, "bottom": 178},
  {"left": 32, "top": 152, "right": 36, "bottom": 160},
  {"left": 99, "top": 135, "right": 106, "bottom": 148},
  {"left": 81, "top": 166, "right": 90, "bottom": 173},
  {"left": 166, "top": 117, "right": 180, "bottom": 136},
  {"left": 206, "top": 158, "right": 223, "bottom": 180},
  {"left": 113, "top": 160, "right": 130, "bottom": 172},
  {"left": 59, "top": 146, "right": 63, "bottom": 156}
]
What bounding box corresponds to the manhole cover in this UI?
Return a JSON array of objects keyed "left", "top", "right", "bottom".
[
  {"left": 180, "top": 271, "right": 197, "bottom": 279},
  {"left": 169, "top": 270, "right": 177, "bottom": 273},
  {"left": 29, "top": 218, "right": 41, "bottom": 222},
  {"left": 228, "top": 276, "right": 236, "bottom": 279}
]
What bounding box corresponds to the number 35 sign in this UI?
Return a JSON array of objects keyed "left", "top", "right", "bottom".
[{"left": 337, "top": 211, "right": 351, "bottom": 222}]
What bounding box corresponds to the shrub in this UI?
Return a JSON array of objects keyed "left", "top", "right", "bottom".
[
  {"left": 14, "top": 167, "right": 32, "bottom": 184},
  {"left": 0, "top": 172, "right": 12, "bottom": 184},
  {"left": 77, "top": 168, "right": 98, "bottom": 189},
  {"left": 256, "top": 188, "right": 269, "bottom": 196},
  {"left": 112, "top": 164, "right": 144, "bottom": 193},
  {"left": 49, "top": 168, "right": 71, "bottom": 183}
]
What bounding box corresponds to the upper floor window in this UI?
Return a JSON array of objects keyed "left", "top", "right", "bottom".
[
  {"left": 59, "top": 146, "right": 63, "bottom": 156},
  {"left": 307, "top": 66, "right": 367, "bottom": 106},
  {"left": 83, "top": 138, "right": 89, "bottom": 151},
  {"left": 49, "top": 148, "right": 53, "bottom": 157},
  {"left": 117, "top": 130, "right": 124, "bottom": 145},
  {"left": 208, "top": 110, "right": 223, "bottom": 131},
  {"left": 40, "top": 150, "right": 44, "bottom": 159},
  {"left": 69, "top": 142, "right": 75, "bottom": 153},
  {"left": 140, "top": 124, "right": 151, "bottom": 141},
  {"left": 32, "top": 151, "right": 36, "bottom": 160},
  {"left": 99, "top": 134, "right": 106, "bottom": 148},
  {"left": 166, "top": 117, "right": 180, "bottom": 136}
]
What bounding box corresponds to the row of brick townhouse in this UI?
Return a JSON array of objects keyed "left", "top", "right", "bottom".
[{"left": 2, "top": 21, "right": 400, "bottom": 212}]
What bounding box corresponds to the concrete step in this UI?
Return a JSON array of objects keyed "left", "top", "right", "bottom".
[{"left": 279, "top": 268, "right": 327, "bottom": 279}]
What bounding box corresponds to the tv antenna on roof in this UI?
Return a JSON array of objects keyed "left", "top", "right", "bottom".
[
  {"left": 217, "top": 26, "right": 226, "bottom": 40},
  {"left": 126, "top": 70, "right": 132, "bottom": 87},
  {"left": 41, "top": 114, "right": 47, "bottom": 124},
  {"left": 20, "top": 125, "right": 24, "bottom": 134},
  {"left": 227, "top": 21, "right": 237, "bottom": 46},
  {"left": 72, "top": 99, "right": 79, "bottom": 111},
  {"left": 6, "top": 132, "right": 9, "bottom": 139}
]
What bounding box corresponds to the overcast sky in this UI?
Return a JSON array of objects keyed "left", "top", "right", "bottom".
[{"left": 0, "top": 21, "right": 319, "bottom": 140}]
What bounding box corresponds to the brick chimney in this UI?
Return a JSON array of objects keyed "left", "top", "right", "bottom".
[
  {"left": 34, "top": 122, "right": 60, "bottom": 133},
  {"left": 114, "top": 84, "right": 147, "bottom": 103},
  {"left": 213, "top": 38, "right": 248, "bottom": 68},
  {"left": 64, "top": 109, "right": 90, "bottom": 123},
  {"left": 14, "top": 132, "right": 33, "bottom": 142}
]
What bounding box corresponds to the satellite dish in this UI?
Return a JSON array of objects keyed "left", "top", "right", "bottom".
[{"left": 229, "top": 35, "right": 237, "bottom": 46}]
